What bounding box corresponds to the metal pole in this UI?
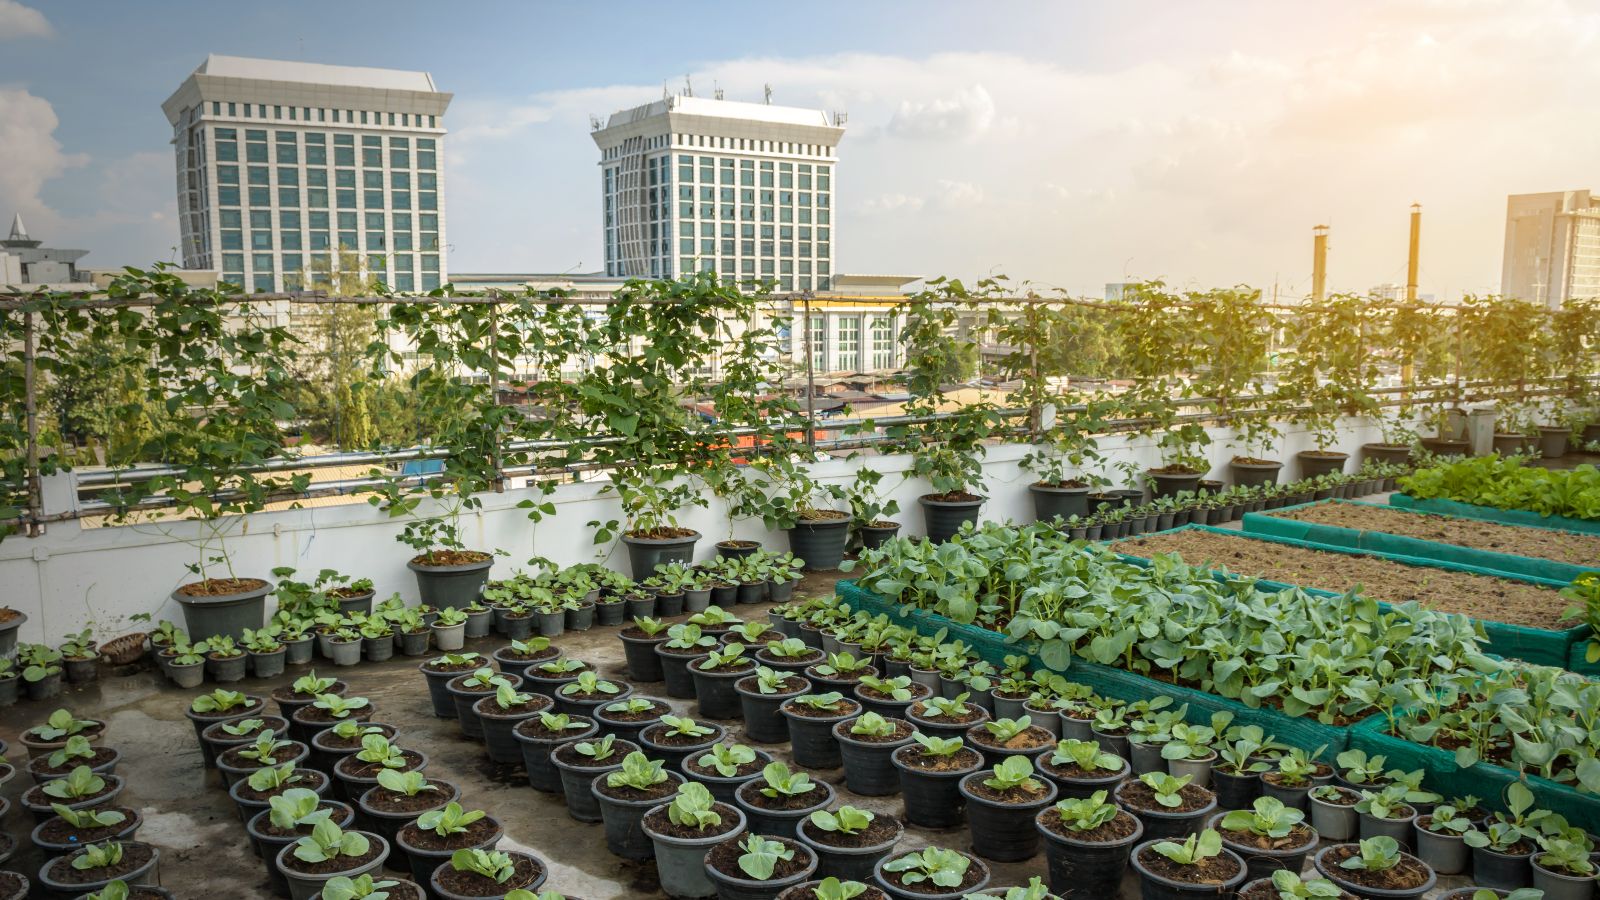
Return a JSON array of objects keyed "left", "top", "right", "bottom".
[
  {"left": 802, "top": 294, "right": 816, "bottom": 450},
  {"left": 23, "top": 309, "right": 41, "bottom": 536},
  {"left": 488, "top": 294, "right": 505, "bottom": 492}
]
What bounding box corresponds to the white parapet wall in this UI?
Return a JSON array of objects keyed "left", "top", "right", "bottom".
[{"left": 0, "top": 417, "right": 1388, "bottom": 643}]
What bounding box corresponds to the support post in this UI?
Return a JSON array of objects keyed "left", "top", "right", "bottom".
[{"left": 802, "top": 294, "right": 816, "bottom": 450}]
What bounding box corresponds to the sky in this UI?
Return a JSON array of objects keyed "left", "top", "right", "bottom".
[{"left": 2, "top": 0, "right": 1598, "bottom": 299}]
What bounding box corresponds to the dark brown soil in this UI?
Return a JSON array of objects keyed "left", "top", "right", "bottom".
[
  {"left": 37, "top": 807, "right": 137, "bottom": 844},
  {"left": 633, "top": 527, "right": 699, "bottom": 540},
  {"left": 925, "top": 490, "right": 982, "bottom": 503},
  {"left": 271, "top": 681, "right": 347, "bottom": 702},
  {"left": 799, "top": 813, "right": 902, "bottom": 848},
  {"left": 784, "top": 699, "right": 859, "bottom": 719},
  {"left": 737, "top": 674, "right": 808, "bottom": 696},
  {"left": 335, "top": 749, "right": 424, "bottom": 780},
  {"left": 421, "top": 658, "right": 484, "bottom": 674},
  {"left": 598, "top": 700, "right": 670, "bottom": 722},
  {"left": 294, "top": 703, "right": 370, "bottom": 724},
  {"left": 409, "top": 549, "right": 492, "bottom": 566},
  {"left": 909, "top": 701, "right": 986, "bottom": 724},
  {"left": 252, "top": 801, "right": 351, "bottom": 838},
  {"left": 969, "top": 726, "right": 1053, "bottom": 752},
  {"left": 737, "top": 779, "right": 825, "bottom": 811},
  {"left": 1036, "top": 479, "right": 1090, "bottom": 489},
  {"left": 496, "top": 645, "right": 561, "bottom": 662},
  {"left": 1314, "top": 787, "right": 1360, "bottom": 806},
  {"left": 48, "top": 842, "right": 155, "bottom": 884},
  {"left": 398, "top": 815, "right": 500, "bottom": 852},
  {"left": 894, "top": 745, "right": 983, "bottom": 772},
  {"left": 218, "top": 743, "right": 302, "bottom": 770},
  {"left": 1219, "top": 823, "right": 1315, "bottom": 851},
  {"left": 188, "top": 700, "right": 261, "bottom": 722},
  {"left": 279, "top": 837, "right": 384, "bottom": 876},
  {"left": 1232, "top": 456, "right": 1279, "bottom": 466},
  {"left": 553, "top": 739, "right": 639, "bottom": 767},
  {"left": 619, "top": 625, "right": 669, "bottom": 640},
  {"left": 1262, "top": 772, "right": 1317, "bottom": 790},
  {"left": 686, "top": 752, "right": 767, "bottom": 779},
  {"left": 364, "top": 781, "right": 456, "bottom": 813},
  {"left": 232, "top": 769, "right": 326, "bottom": 801},
  {"left": 642, "top": 802, "right": 742, "bottom": 839},
  {"left": 1319, "top": 843, "right": 1431, "bottom": 890},
  {"left": 658, "top": 644, "right": 707, "bottom": 658},
  {"left": 314, "top": 725, "right": 395, "bottom": 751},
  {"left": 858, "top": 683, "right": 931, "bottom": 703},
  {"left": 1039, "top": 807, "right": 1140, "bottom": 842},
  {"left": 1040, "top": 756, "right": 1126, "bottom": 780},
  {"left": 838, "top": 714, "right": 915, "bottom": 743},
  {"left": 514, "top": 716, "right": 595, "bottom": 741},
  {"left": 1278, "top": 501, "right": 1600, "bottom": 566},
  {"left": 0, "top": 607, "right": 17, "bottom": 624},
  {"left": 1240, "top": 884, "right": 1356, "bottom": 900},
  {"left": 707, "top": 836, "right": 811, "bottom": 881},
  {"left": 0, "top": 873, "right": 19, "bottom": 898},
  {"left": 24, "top": 777, "right": 119, "bottom": 809},
  {"left": 806, "top": 664, "right": 873, "bottom": 683},
  {"left": 447, "top": 675, "right": 499, "bottom": 693},
  {"left": 30, "top": 746, "right": 118, "bottom": 776},
  {"left": 596, "top": 775, "right": 681, "bottom": 802},
  {"left": 965, "top": 777, "right": 1051, "bottom": 804},
  {"left": 643, "top": 726, "right": 721, "bottom": 748},
  {"left": 176, "top": 577, "right": 268, "bottom": 597},
  {"left": 1137, "top": 844, "right": 1241, "bottom": 885},
  {"left": 878, "top": 852, "right": 986, "bottom": 894},
  {"left": 204, "top": 716, "right": 284, "bottom": 741},
  {"left": 1117, "top": 781, "right": 1212, "bottom": 814},
  {"left": 798, "top": 509, "right": 850, "bottom": 522},
  {"left": 1120, "top": 529, "right": 1568, "bottom": 630}
]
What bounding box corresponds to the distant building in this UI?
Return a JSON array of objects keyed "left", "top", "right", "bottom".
[
  {"left": 590, "top": 94, "right": 844, "bottom": 288},
  {"left": 0, "top": 214, "right": 89, "bottom": 287},
  {"left": 1105, "top": 283, "right": 1138, "bottom": 302},
  {"left": 1502, "top": 190, "right": 1600, "bottom": 308},
  {"left": 162, "top": 54, "right": 452, "bottom": 294}
]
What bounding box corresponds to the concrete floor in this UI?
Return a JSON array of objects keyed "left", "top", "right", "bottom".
[{"left": 1, "top": 557, "right": 1497, "bottom": 899}]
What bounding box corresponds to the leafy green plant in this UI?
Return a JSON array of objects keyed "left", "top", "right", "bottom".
[
  {"left": 1219, "top": 796, "right": 1306, "bottom": 839},
  {"left": 70, "top": 841, "right": 124, "bottom": 872},
  {"left": 417, "top": 802, "right": 485, "bottom": 837},
  {"left": 42, "top": 765, "right": 105, "bottom": 801},
  {"left": 809, "top": 805, "right": 874, "bottom": 835},
  {"left": 1136, "top": 772, "right": 1193, "bottom": 809},
  {"left": 375, "top": 769, "right": 436, "bottom": 797},
  {"left": 50, "top": 803, "right": 127, "bottom": 830},
  {"left": 736, "top": 834, "right": 795, "bottom": 881},
  {"left": 696, "top": 743, "right": 757, "bottom": 777},
  {"left": 667, "top": 782, "right": 722, "bottom": 830},
  {"left": 882, "top": 846, "right": 972, "bottom": 888},
  {"left": 574, "top": 734, "right": 619, "bottom": 762},
  {"left": 983, "top": 755, "right": 1044, "bottom": 792},
  {"left": 606, "top": 751, "right": 669, "bottom": 791},
  {"left": 657, "top": 716, "right": 714, "bottom": 739},
  {"left": 1337, "top": 836, "right": 1402, "bottom": 872},
  {"left": 758, "top": 761, "right": 817, "bottom": 799},
  {"left": 292, "top": 819, "right": 370, "bottom": 864},
  {"left": 449, "top": 848, "right": 516, "bottom": 883},
  {"left": 984, "top": 716, "right": 1033, "bottom": 743},
  {"left": 1052, "top": 790, "right": 1120, "bottom": 831},
  {"left": 1267, "top": 869, "right": 1346, "bottom": 898},
  {"left": 1151, "top": 829, "right": 1225, "bottom": 866},
  {"left": 811, "top": 878, "right": 871, "bottom": 900},
  {"left": 849, "top": 712, "right": 898, "bottom": 738},
  {"left": 910, "top": 733, "right": 966, "bottom": 757},
  {"left": 320, "top": 874, "right": 404, "bottom": 900}
]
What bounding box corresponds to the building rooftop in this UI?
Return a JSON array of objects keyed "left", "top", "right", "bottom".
[
  {"left": 604, "top": 95, "right": 833, "bottom": 130},
  {"left": 192, "top": 54, "right": 438, "bottom": 93}
]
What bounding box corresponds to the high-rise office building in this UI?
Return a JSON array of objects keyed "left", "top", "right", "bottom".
[
  {"left": 590, "top": 94, "right": 845, "bottom": 289},
  {"left": 162, "top": 55, "right": 451, "bottom": 293},
  {"left": 1501, "top": 190, "right": 1600, "bottom": 308}
]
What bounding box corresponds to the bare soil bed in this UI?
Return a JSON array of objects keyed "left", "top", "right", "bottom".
[
  {"left": 1120, "top": 529, "right": 1569, "bottom": 630},
  {"left": 1275, "top": 502, "right": 1600, "bottom": 565}
]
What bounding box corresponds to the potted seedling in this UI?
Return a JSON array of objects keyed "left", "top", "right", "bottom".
[
  {"left": 310, "top": 720, "right": 396, "bottom": 775},
  {"left": 756, "top": 637, "right": 825, "bottom": 675},
  {"left": 511, "top": 711, "right": 597, "bottom": 794},
  {"left": 1213, "top": 795, "right": 1319, "bottom": 884},
  {"left": 656, "top": 623, "right": 719, "bottom": 699},
  {"left": 966, "top": 716, "right": 1055, "bottom": 771},
  {"left": 1413, "top": 804, "right": 1472, "bottom": 876},
  {"left": 1037, "top": 738, "right": 1128, "bottom": 800},
  {"left": 1462, "top": 783, "right": 1549, "bottom": 890},
  {"left": 834, "top": 712, "right": 915, "bottom": 797},
  {"left": 333, "top": 734, "right": 426, "bottom": 802},
  {"left": 736, "top": 761, "right": 838, "bottom": 840},
  {"left": 1314, "top": 836, "right": 1436, "bottom": 900},
  {"left": 594, "top": 695, "right": 672, "bottom": 747},
  {"left": 318, "top": 874, "right": 422, "bottom": 900},
  {"left": 185, "top": 689, "right": 264, "bottom": 766},
  {"left": 639, "top": 715, "right": 726, "bottom": 774},
  {"left": 555, "top": 671, "right": 631, "bottom": 719},
  {"left": 782, "top": 692, "right": 862, "bottom": 770},
  {"left": 26, "top": 732, "right": 120, "bottom": 785},
  {"left": 905, "top": 692, "right": 990, "bottom": 742},
  {"left": 202, "top": 716, "right": 290, "bottom": 780},
  {"left": 1260, "top": 748, "right": 1324, "bottom": 812},
  {"left": 38, "top": 841, "right": 162, "bottom": 898},
  {"left": 271, "top": 670, "right": 343, "bottom": 721},
  {"left": 217, "top": 730, "right": 307, "bottom": 790},
  {"left": 683, "top": 742, "right": 774, "bottom": 805},
  {"left": 0, "top": 656, "right": 18, "bottom": 708},
  {"left": 1308, "top": 785, "right": 1360, "bottom": 842},
  {"left": 474, "top": 682, "right": 551, "bottom": 765},
  {"left": 492, "top": 636, "right": 560, "bottom": 680},
  {"left": 251, "top": 793, "right": 348, "bottom": 900},
  {"left": 704, "top": 832, "right": 818, "bottom": 899},
  {"left": 1114, "top": 771, "right": 1218, "bottom": 842},
  {"left": 807, "top": 652, "right": 878, "bottom": 694},
  {"left": 430, "top": 847, "right": 546, "bottom": 899},
  {"left": 797, "top": 805, "right": 904, "bottom": 884},
  {"left": 446, "top": 668, "right": 524, "bottom": 741},
  {"left": 1355, "top": 786, "right": 1418, "bottom": 849},
  {"left": 853, "top": 675, "right": 931, "bottom": 721},
  {"left": 290, "top": 693, "right": 374, "bottom": 746},
  {"left": 429, "top": 607, "right": 467, "bottom": 652},
  {"left": 617, "top": 617, "right": 671, "bottom": 683},
  {"left": 1036, "top": 790, "right": 1143, "bottom": 900},
  {"left": 551, "top": 733, "right": 636, "bottom": 823},
  {"left": 418, "top": 652, "right": 486, "bottom": 719},
  {"left": 1087, "top": 706, "right": 1133, "bottom": 760},
  {"left": 1131, "top": 829, "right": 1247, "bottom": 898},
  {"left": 1238, "top": 869, "right": 1356, "bottom": 899},
  {"left": 1531, "top": 826, "right": 1598, "bottom": 899},
  {"left": 875, "top": 845, "right": 990, "bottom": 900},
  {"left": 959, "top": 755, "right": 1058, "bottom": 863},
  {"left": 357, "top": 769, "right": 459, "bottom": 869},
  {"left": 845, "top": 466, "right": 902, "bottom": 550},
  {"left": 58, "top": 628, "right": 99, "bottom": 684},
  {"left": 395, "top": 802, "right": 504, "bottom": 891},
  {"left": 643, "top": 782, "right": 747, "bottom": 899},
  {"left": 592, "top": 751, "right": 684, "bottom": 861},
  {"left": 21, "top": 644, "right": 64, "bottom": 700},
  {"left": 241, "top": 626, "right": 287, "bottom": 678},
  {"left": 736, "top": 666, "right": 812, "bottom": 743},
  {"left": 1212, "top": 731, "right": 1271, "bottom": 811},
  {"left": 230, "top": 761, "right": 330, "bottom": 827},
  {"left": 33, "top": 801, "right": 142, "bottom": 859},
  {"left": 691, "top": 643, "right": 758, "bottom": 719}
]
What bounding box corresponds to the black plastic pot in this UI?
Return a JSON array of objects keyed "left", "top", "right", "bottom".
[
  {"left": 474, "top": 695, "right": 550, "bottom": 765},
  {"left": 1114, "top": 780, "right": 1217, "bottom": 842},
  {"left": 656, "top": 645, "right": 702, "bottom": 699},
  {"left": 691, "top": 659, "right": 756, "bottom": 719},
  {"left": 39, "top": 840, "right": 162, "bottom": 899},
  {"left": 1229, "top": 459, "right": 1282, "bottom": 488},
  {"left": 594, "top": 699, "right": 670, "bottom": 746},
  {"left": 1208, "top": 811, "right": 1318, "bottom": 884},
  {"left": 1314, "top": 844, "right": 1437, "bottom": 899},
  {"left": 782, "top": 700, "right": 860, "bottom": 769},
  {"left": 396, "top": 816, "right": 503, "bottom": 895},
  {"left": 513, "top": 716, "right": 597, "bottom": 793},
  {"left": 735, "top": 776, "right": 836, "bottom": 839},
  {"left": 1038, "top": 806, "right": 1143, "bottom": 900},
  {"left": 736, "top": 676, "right": 810, "bottom": 743},
  {"left": 1539, "top": 426, "right": 1572, "bottom": 459},
  {"left": 418, "top": 664, "right": 465, "bottom": 719},
  {"left": 789, "top": 516, "right": 851, "bottom": 571},
  {"left": 858, "top": 523, "right": 901, "bottom": 549},
  {"left": 681, "top": 747, "right": 774, "bottom": 805},
  {"left": 1210, "top": 769, "right": 1262, "bottom": 811},
  {"left": 1149, "top": 470, "right": 1203, "bottom": 499},
  {"left": 407, "top": 556, "right": 492, "bottom": 609},
  {"left": 551, "top": 742, "right": 631, "bottom": 823},
  {"left": 592, "top": 772, "right": 684, "bottom": 861},
  {"left": 874, "top": 850, "right": 991, "bottom": 900},
  {"left": 173, "top": 579, "right": 271, "bottom": 642},
  {"left": 1131, "top": 839, "right": 1246, "bottom": 900},
  {"left": 644, "top": 801, "right": 747, "bottom": 899},
  {"left": 959, "top": 773, "right": 1058, "bottom": 862},
  {"left": 796, "top": 815, "right": 904, "bottom": 883},
  {"left": 891, "top": 744, "right": 983, "bottom": 829},
  {"left": 640, "top": 722, "right": 725, "bottom": 773},
  {"left": 556, "top": 682, "right": 635, "bottom": 720},
  {"left": 1361, "top": 442, "right": 1413, "bottom": 466},
  {"left": 1469, "top": 844, "right": 1534, "bottom": 890},
  {"left": 447, "top": 673, "right": 523, "bottom": 742},
  {"left": 706, "top": 835, "right": 818, "bottom": 900},
  {"left": 622, "top": 530, "right": 701, "bottom": 580},
  {"left": 357, "top": 780, "right": 459, "bottom": 870},
  {"left": 595, "top": 599, "right": 626, "bottom": 626},
  {"left": 835, "top": 720, "right": 916, "bottom": 796},
  {"left": 854, "top": 682, "right": 932, "bottom": 721},
  {"left": 1036, "top": 755, "right": 1128, "bottom": 801},
  {"left": 1297, "top": 450, "right": 1349, "bottom": 479},
  {"left": 247, "top": 800, "right": 354, "bottom": 897},
  {"left": 1030, "top": 482, "right": 1091, "bottom": 522},
  {"left": 919, "top": 494, "right": 984, "bottom": 542}
]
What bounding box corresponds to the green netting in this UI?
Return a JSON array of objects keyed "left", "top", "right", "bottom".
[
  {"left": 1391, "top": 493, "right": 1600, "bottom": 535},
  {"left": 1351, "top": 713, "right": 1600, "bottom": 832},
  {"left": 836, "top": 579, "right": 1350, "bottom": 760},
  {"left": 1243, "top": 499, "right": 1591, "bottom": 584},
  {"left": 1119, "top": 523, "right": 1586, "bottom": 670},
  {"left": 1571, "top": 640, "right": 1600, "bottom": 678}
]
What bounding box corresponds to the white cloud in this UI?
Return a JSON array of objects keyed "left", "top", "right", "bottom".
[
  {"left": 0, "top": 0, "right": 50, "bottom": 39},
  {"left": 936, "top": 180, "right": 985, "bottom": 210},
  {"left": 0, "top": 88, "right": 85, "bottom": 228},
  {"left": 860, "top": 193, "right": 925, "bottom": 215},
  {"left": 887, "top": 84, "right": 996, "bottom": 140}
]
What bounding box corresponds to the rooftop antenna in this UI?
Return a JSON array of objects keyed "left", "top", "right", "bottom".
[
  {"left": 662, "top": 82, "right": 670, "bottom": 102},
  {"left": 684, "top": 74, "right": 694, "bottom": 98},
  {"left": 834, "top": 110, "right": 848, "bottom": 126},
  {"left": 589, "top": 114, "right": 601, "bottom": 131},
  {"left": 763, "top": 83, "right": 773, "bottom": 105},
  {"left": 713, "top": 81, "right": 724, "bottom": 101}
]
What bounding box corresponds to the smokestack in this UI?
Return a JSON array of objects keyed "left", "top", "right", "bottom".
[
  {"left": 1311, "top": 225, "right": 1329, "bottom": 302},
  {"left": 1406, "top": 203, "right": 1422, "bottom": 303}
]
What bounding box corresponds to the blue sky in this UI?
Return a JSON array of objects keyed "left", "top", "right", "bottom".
[{"left": 4, "top": 0, "right": 1598, "bottom": 297}]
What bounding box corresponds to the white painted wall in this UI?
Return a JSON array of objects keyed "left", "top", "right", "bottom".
[{"left": 0, "top": 416, "right": 1387, "bottom": 644}]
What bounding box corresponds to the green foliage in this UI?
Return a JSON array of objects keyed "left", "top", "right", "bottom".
[
  {"left": 736, "top": 834, "right": 794, "bottom": 881},
  {"left": 667, "top": 782, "right": 722, "bottom": 830},
  {"left": 983, "top": 755, "right": 1043, "bottom": 792},
  {"left": 696, "top": 743, "right": 757, "bottom": 777},
  {"left": 450, "top": 848, "right": 516, "bottom": 883},
  {"left": 809, "top": 805, "right": 874, "bottom": 835},
  {"left": 1052, "top": 791, "right": 1120, "bottom": 831},
  {"left": 292, "top": 819, "right": 370, "bottom": 864},
  {"left": 606, "top": 751, "right": 669, "bottom": 791},
  {"left": 1337, "top": 836, "right": 1402, "bottom": 872},
  {"left": 882, "top": 846, "right": 972, "bottom": 888},
  {"left": 70, "top": 841, "right": 124, "bottom": 872},
  {"left": 1402, "top": 456, "right": 1600, "bottom": 521},
  {"left": 758, "top": 761, "right": 817, "bottom": 799},
  {"left": 1152, "top": 830, "right": 1224, "bottom": 866},
  {"left": 417, "top": 802, "right": 485, "bottom": 837}
]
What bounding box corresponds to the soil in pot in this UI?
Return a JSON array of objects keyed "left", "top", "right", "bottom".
[
  {"left": 874, "top": 849, "right": 990, "bottom": 898},
  {"left": 966, "top": 723, "right": 1055, "bottom": 769},
  {"left": 782, "top": 696, "right": 861, "bottom": 769},
  {"left": 735, "top": 776, "right": 836, "bottom": 839},
  {"left": 551, "top": 739, "right": 636, "bottom": 821},
  {"left": 396, "top": 814, "right": 503, "bottom": 889},
  {"left": 512, "top": 714, "right": 597, "bottom": 793},
  {"left": 642, "top": 800, "right": 747, "bottom": 899},
  {"left": 41, "top": 840, "right": 158, "bottom": 890},
  {"left": 432, "top": 850, "right": 545, "bottom": 897},
  {"left": 906, "top": 700, "right": 990, "bottom": 741},
  {"left": 33, "top": 805, "right": 142, "bottom": 854},
  {"left": 1315, "top": 843, "right": 1436, "bottom": 896},
  {"left": 1036, "top": 753, "right": 1129, "bottom": 800},
  {"left": 592, "top": 772, "right": 684, "bottom": 860},
  {"left": 1133, "top": 841, "right": 1245, "bottom": 895},
  {"left": 594, "top": 697, "right": 673, "bottom": 745},
  {"left": 1037, "top": 805, "right": 1143, "bottom": 899},
  {"left": 736, "top": 673, "right": 811, "bottom": 744},
  {"left": 890, "top": 743, "right": 984, "bottom": 829},
  {"left": 1114, "top": 779, "right": 1217, "bottom": 841},
  {"left": 797, "top": 812, "right": 904, "bottom": 883},
  {"left": 1213, "top": 813, "right": 1318, "bottom": 883},
  {"left": 960, "top": 772, "right": 1057, "bottom": 862},
  {"left": 682, "top": 746, "right": 774, "bottom": 804},
  {"left": 706, "top": 835, "right": 817, "bottom": 896},
  {"left": 835, "top": 717, "right": 917, "bottom": 796}
]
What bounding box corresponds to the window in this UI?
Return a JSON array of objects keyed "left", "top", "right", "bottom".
[
  {"left": 418, "top": 192, "right": 437, "bottom": 211},
  {"left": 367, "top": 231, "right": 385, "bottom": 251},
  {"left": 392, "top": 191, "right": 411, "bottom": 209},
  {"left": 837, "top": 316, "right": 860, "bottom": 372},
  {"left": 248, "top": 187, "right": 270, "bottom": 207},
  {"left": 251, "top": 231, "right": 272, "bottom": 250},
  {"left": 362, "top": 147, "right": 381, "bottom": 167},
  {"left": 393, "top": 231, "right": 413, "bottom": 251},
  {"left": 253, "top": 253, "right": 274, "bottom": 272},
  {"left": 363, "top": 170, "right": 383, "bottom": 189},
  {"left": 217, "top": 165, "right": 239, "bottom": 185},
  {"left": 222, "top": 253, "right": 243, "bottom": 272},
  {"left": 250, "top": 211, "right": 271, "bottom": 230},
  {"left": 281, "top": 230, "right": 302, "bottom": 250},
  {"left": 277, "top": 167, "right": 299, "bottom": 186},
  {"left": 254, "top": 275, "right": 275, "bottom": 292},
  {"left": 334, "top": 144, "right": 355, "bottom": 167},
  {"left": 276, "top": 143, "right": 297, "bottom": 164},
  {"left": 248, "top": 166, "right": 269, "bottom": 186},
  {"left": 221, "top": 230, "right": 243, "bottom": 250},
  {"left": 390, "top": 147, "right": 409, "bottom": 168},
  {"left": 246, "top": 143, "right": 268, "bottom": 163},
  {"left": 220, "top": 209, "right": 242, "bottom": 229},
  {"left": 307, "top": 168, "right": 327, "bottom": 187},
  {"left": 310, "top": 231, "right": 331, "bottom": 250},
  {"left": 307, "top": 189, "right": 328, "bottom": 208},
  {"left": 279, "top": 188, "right": 300, "bottom": 207},
  {"left": 336, "top": 169, "right": 356, "bottom": 188},
  {"left": 215, "top": 141, "right": 238, "bottom": 162},
  {"left": 809, "top": 314, "right": 827, "bottom": 371},
  {"left": 364, "top": 190, "right": 384, "bottom": 208},
  {"left": 421, "top": 254, "right": 439, "bottom": 272},
  {"left": 871, "top": 316, "right": 894, "bottom": 369},
  {"left": 391, "top": 171, "right": 410, "bottom": 189},
  {"left": 337, "top": 190, "right": 356, "bottom": 209}
]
